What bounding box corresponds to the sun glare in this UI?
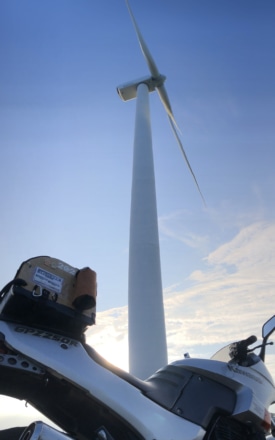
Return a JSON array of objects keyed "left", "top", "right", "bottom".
[{"left": 87, "top": 330, "right": 129, "bottom": 372}]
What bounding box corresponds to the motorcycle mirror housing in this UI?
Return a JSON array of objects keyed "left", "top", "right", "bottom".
[{"left": 262, "top": 315, "right": 275, "bottom": 340}]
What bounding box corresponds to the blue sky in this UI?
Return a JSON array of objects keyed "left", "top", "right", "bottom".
[{"left": 0, "top": 0, "right": 275, "bottom": 427}]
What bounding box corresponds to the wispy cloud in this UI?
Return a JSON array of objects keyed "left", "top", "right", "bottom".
[
  {"left": 159, "top": 210, "right": 209, "bottom": 249},
  {"left": 166, "top": 221, "right": 275, "bottom": 353}
]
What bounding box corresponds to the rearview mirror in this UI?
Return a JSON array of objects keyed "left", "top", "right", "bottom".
[{"left": 262, "top": 315, "right": 275, "bottom": 339}]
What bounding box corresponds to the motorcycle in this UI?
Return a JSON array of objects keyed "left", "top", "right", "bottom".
[{"left": 0, "top": 263, "right": 274, "bottom": 440}]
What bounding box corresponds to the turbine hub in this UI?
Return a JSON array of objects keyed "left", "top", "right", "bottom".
[{"left": 117, "top": 74, "right": 166, "bottom": 101}]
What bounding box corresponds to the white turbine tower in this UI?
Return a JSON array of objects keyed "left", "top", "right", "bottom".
[{"left": 117, "top": 1, "right": 205, "bottom": 379}]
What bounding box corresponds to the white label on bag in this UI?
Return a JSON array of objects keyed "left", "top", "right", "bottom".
[{"left": 33, "top": 267, "right": 64, "bottom": 294}]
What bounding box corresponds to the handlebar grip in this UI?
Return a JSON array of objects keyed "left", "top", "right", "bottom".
[
  {"left": 229, "top": 335, "right": 257, "bottom": 361},
  {"left": 243, "top": 335, "right": 257, "bottom": 347}
]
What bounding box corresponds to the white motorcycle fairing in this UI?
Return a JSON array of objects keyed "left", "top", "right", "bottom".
[
  {"left": 0, "top": 321, "right": 206, "bottom": 440},
  {"left": 1, "top": 260, "right": 275, "bottom": 440},
  {"left": 0, "top": 320, "right": 274, "bottom": 440}
]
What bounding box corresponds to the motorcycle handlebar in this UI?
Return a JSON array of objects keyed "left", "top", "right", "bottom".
[{"left": 229, "top": 335, "right": 257, "bottom": 362}]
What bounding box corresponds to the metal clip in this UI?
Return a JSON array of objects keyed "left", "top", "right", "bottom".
[{"left": 32, "top": 285, "right": 42, "bottom": 297}]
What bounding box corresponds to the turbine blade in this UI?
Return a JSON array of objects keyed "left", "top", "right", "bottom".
[
  {"left": 125, "top": 0, "right": 205, "bottom": 205},
  {"left": 168, "top": 115, "right": 206, "bottom": 206},
  {"left": 156, "top": 84, "right": 181, "bottom": 133},
  {"left": 126, "top": 0, "right": 160, "bottom": 78}
]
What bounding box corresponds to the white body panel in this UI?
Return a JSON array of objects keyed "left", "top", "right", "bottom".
[
  {"left": 173, "top": 357, "right": 275, "bottom": 407},
  {"left": 173, "top": 356, "right": 275, "bottom": 424}
]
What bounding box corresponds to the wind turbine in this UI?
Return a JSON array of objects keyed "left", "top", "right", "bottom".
[{"left": 117, "top": 1, "right": 205, "bottom": 379}]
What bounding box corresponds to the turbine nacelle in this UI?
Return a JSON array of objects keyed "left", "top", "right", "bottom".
[{"left": 117, "top": 74, "right": 166, "bottom": 102}]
